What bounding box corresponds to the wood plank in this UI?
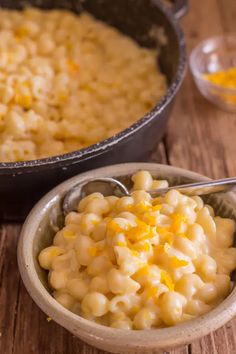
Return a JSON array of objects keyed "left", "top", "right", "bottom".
[
  {"left": 213, "top": 325, "right": 236, "bottom": 354},
  {"left": 150, "top": 140, "right": 168, "bottom": 164},
  {"left": 166, "top": 0, "right": 236, "bottom": 178},
  {"left": 0, "top": 225, "right": 21, "bottom": 354},
  {"left": 189, "top": 333, "right": 217, "bottom": 354},
  {"left": 223, "top": 318, "right": 236, "bottom": 354},
  {"left": 217, "top": 0, "right": 236, "bottom": 33},
  {"left": 215, "top": 0, "right": 236, "bottom": 175},
  {"left": 166, "top": 0, "right": 236, "bottom": 353},
  {"left": 191, "top": 324, "right": 236, "bottom": 354},
  {"left": 165, "top": 347, "right": 189, "bottom": 354}
]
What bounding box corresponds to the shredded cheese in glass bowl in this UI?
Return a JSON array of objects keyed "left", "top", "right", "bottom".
[{"left": 190, "top": 34, "right": 236, "bottom": 112}]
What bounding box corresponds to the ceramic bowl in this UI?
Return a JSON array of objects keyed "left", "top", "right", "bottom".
[{"left": 17, "top": 163, "right": 236, "bottom": 354}]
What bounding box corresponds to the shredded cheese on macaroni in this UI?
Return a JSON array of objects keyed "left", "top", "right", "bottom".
[{"left": 38, "top": 171, "right": 236, "bottom": 329}]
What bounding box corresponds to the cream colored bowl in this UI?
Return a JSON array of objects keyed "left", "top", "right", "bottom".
[{"left": 17, "top": 163, "right": 236, "bottom": 354}]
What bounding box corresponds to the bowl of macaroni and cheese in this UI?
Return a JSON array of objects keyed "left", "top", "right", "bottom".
[
  {"left": 0, "top": 0, "right": 187, "bottom": 220},
  {"left": 18, "top": 163, "right": 236, "bottom": 353}
]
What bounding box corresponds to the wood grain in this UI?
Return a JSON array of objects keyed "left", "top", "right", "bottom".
[
  {"left": 1, "top": 0, "right": 236, "bottom": 353},
  {"left": 150, "top": 141, "right": 168, "bottom": 164},
  {"left": 166, "top": 0, "right": 236, "bottom": 353},
  {"left": 166, "top": 0, "right": 236, "bottom": 178},
  {"left": 0, "top": 225, "right": 21, "bottom": 354}
]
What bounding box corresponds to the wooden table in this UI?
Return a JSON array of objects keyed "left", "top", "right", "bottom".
[{"left": 1, "top": 0, "right": 236, "bottom": 353}]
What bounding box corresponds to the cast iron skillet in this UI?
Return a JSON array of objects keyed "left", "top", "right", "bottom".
[{"left": 0, "top": 0, "right": 187, "bottom": 221}]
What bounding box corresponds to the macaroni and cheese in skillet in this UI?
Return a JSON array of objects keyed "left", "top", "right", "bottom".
[{"left": 0, "top": 8, "right": 166, "bottom": 161}]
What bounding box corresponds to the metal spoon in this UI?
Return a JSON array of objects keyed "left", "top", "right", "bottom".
[{"left": 62, "top": 176, "right": 236, "bottom": 215}]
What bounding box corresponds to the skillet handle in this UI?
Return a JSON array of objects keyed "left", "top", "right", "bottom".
[{"left": 170, "top": 0, "right": 188, "bottom": 20}]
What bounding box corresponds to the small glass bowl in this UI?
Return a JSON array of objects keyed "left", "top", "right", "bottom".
[{"left": 190, "top": 34, "right": 236, "bottom": 112}]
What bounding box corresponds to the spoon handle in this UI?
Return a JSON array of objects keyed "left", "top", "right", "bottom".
[{"left": 148, "top": 177, "right": 236, "bottom": 197}]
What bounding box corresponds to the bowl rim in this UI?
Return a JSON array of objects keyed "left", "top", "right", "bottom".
[
  {"left": 190, "top": 33, "right": 236, "bottom": 94},
  {"left": 17, "top": 162, "right": 236, "bottom": 351},
  {"left": 0, "top": 0, "right": 186, "bottom": 172}
]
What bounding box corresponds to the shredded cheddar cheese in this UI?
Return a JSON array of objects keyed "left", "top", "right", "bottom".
[
  {"left": 117, "top": 241, "right": 127, "bottom": 247},
  {"left": 107, "top": 220, "right": 126, "bottom": 234},
  {"left": 50, "top": 248, "right": 63, "bottom": 257},
  {"left": 131, "top": 250, "right": 139, "bottom": 257},
  {"left": 15, "top": 26, "right": 29, "bottom": 38},
  {"left": 160, "top": 270, "right": 175, "bottom": 291},
  {"left": 169, "top": 256, "right": 188, "bottom": 268},
  {"left": 135, "top": 265, "right": 150, "bottom": 277},
  {"left": 204, "top": 68, "right": 236, "bottom": 104},
  {"left": 160, "top": 232, "right": 173, "bottom": 245},
  {"left": 133, "top": 201, "right": 152, "bottom": 213},
  {"left": 156, "top": 226, "right": 170, "bottom": 235},
  {"left": 88, "top": 246, "right": 98, "bottom": 257},
  {"left": 143, "top": 214, "right": 158, "bottom": 226},
  {"left": 146, "top": 286, "right": 158, "bottom": 298},
  {"left": 133, "top": 241, "right": 152, "bottom": 253},
  {"left": 204, "top": 67, "right": 236, "bottom": 89},
  {"left": 67, "top": 59, "right": 80, "bottom": 74},
  {"left": 125, "top": 220, "right": 151, "bottom": 242},
  {"left": 63, "top": 230, "right": 75, "bottom": 238},
  {"left": 170, "top": 213, "right": 187, "bottom": 233},
  {"left": 130, "top": 305, "right": 140, "bottom": 316},
  {"left": 152, "top": 205, "right": 162, "bottom": 212}
]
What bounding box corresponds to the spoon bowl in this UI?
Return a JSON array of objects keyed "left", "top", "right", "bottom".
[
  {"left": 62, "top": 175, "right": 236, "bottom": 215},
  {"left": 62, "top": 177, "right": 130, "bottom": 215}
]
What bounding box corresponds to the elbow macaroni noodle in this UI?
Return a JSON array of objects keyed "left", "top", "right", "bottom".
[
  {"left": 0, "top": 8, "right": 166, "bottom": 162},
  {"left": 39, "top": 171, "right": 236, "bottom": 329}
]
